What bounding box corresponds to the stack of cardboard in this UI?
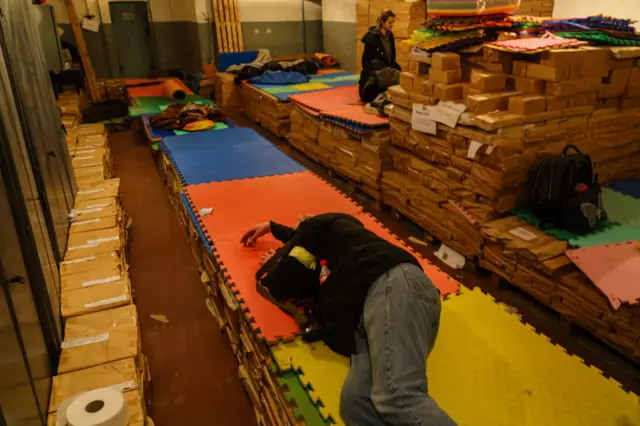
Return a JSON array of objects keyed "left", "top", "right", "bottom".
[
  {"left": 356, "top": 0, "right": 427, "bottom": 73},
  {"left": 515, "top": 0, "right": 554, "bottom": 16},
  {"left": 481, "top": 216, "right": 640, "bottom": 362},
  {"left": 387, "top": 48, "right": 640, "bottom": 221},
  {"left": 213, "top": 72, "right": 242, "bottom": 112},
  {"left": 241, "top": 83, "right": 293, "bottom": 137},
  {"left": 290, "top": 107, "right": 392, "bottom": 199},
  {"left": 48, "top": 97, "right": 149, "bottom": 425}
]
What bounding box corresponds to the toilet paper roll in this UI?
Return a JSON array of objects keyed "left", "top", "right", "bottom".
[
  {"left": 56, "top": 394, "right": 80, "bottom": 426},
  {"left": 66, "top": 388, "right": 128, "bottom": 426}
]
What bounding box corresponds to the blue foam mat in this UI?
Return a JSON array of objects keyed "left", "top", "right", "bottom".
[
  {"left": 142, "top": 115, "right": 237, "bottom": 141},
  {"left": 159, "top": 127, "right": 306, "bottom": 185},
  {"left": 180, "top": 193, "right": 214, "bottom": 253},
  {"left": 250, "top": 72, "right": 359, "bottom": 102},
  {"left": 608, "top": 178, "right": 640, "bottom": 200}
]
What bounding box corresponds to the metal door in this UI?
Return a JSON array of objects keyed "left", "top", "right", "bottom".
[{"left": 110, "top": 2, "right": 153, "bottom": 77}]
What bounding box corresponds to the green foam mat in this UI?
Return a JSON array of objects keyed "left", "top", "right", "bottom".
[
  {"left": 511, "top": 208, "right": 619, "bottom": 241},
  {"left": 128, "top": 95, "right": 213, "bottom": 117},
  {"left": 569, "top": 217, "right": 640, "bottom": 247},
  {"left": 274, "top": 366, "right": 331, "bottom": 426},
  {"left": 602, "top": 188, "right": 640, "bottom": 225}
]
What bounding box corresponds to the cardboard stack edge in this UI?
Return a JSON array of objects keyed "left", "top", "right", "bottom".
[{"left": 54, "top": 93, "right": 151, "bottom": 425}]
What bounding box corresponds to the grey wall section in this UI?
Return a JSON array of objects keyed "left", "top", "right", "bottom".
[
  {"left": 60, "top": 22, "right": 203, "bottom": 78},
  {"left": 323, "top": 21, "right": 356, "bottom": 73},
  {"left": 241, "top": 20, "right": 323, "bottom": 57}
]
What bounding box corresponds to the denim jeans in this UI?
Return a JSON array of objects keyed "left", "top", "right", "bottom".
[{"left": 340, "top": 263, "right": 456, "bottom": 425}]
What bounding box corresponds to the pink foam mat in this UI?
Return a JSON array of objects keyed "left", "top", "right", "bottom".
[{"left": 566, "top": 240, "right": 640, "bottom": 309}]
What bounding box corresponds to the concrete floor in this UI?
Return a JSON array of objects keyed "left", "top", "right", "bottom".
[{"left": 108, "top": 113, "right": 639, "bottom": 425}]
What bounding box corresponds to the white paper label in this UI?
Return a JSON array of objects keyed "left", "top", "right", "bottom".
[
  {"left": 72, "top": 218, "right": 101, "bottom": 226},
  {"left": 74, "top": 156, "right": 94, "bottom": 160},
  {"left": 81, "top": 17, "right": 100, "bottom": 32},
  {"left": 86, "top": 203, "right": 112, "bottom": 209},
  {"left": 411, "top": 104, "right": 437, "bottom": 135},
  {"left": 467, "top": 141, "right": 483, "bottom": 159},
  {"left": 486, "top": 145, "right": 495, "bottom": 155},
  {"left": 429, "top": 102, "right": 464, "bottom": 128},
  {"left": 83, "top": 275, "right": 121, "bottom": 287},
  {"left": 76, "top": 207, "right": 105, "bottom": 214},
  {"left": 509, "top": 227, "right": 538, "bottom": 241},
  {"left": 103, "top": 380, "right": 136, "bottom": 393},
  {"left": 77, "top": 188, "right": 105, "bottom": 195},
  {"left": 76, "top": 149, "right": 96, "bottom": 154},
  {"left": 61, "top": 256, "right": 96, "bottom": 264},
  {"left": 87, "top": 236, "right": 119, "bottom": 244},
  {"left": 84, "top": 295, "right": 126, "bottom": 308},
  {"left": 67, "top": 243, "right": 99, "bottom": 251},
  {"left": 61, "top": 332, "right": 109, "bottom": 349},
  {"left": 76, "top": 162, "right": 103, "bottom": 168}
]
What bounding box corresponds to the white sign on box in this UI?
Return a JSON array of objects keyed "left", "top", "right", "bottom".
[
  {"left": 411, "top": 104, "right": 437, "bottom": 135},
  {"left": 429, "top": 101, "right": 467, "bottom": 128}
]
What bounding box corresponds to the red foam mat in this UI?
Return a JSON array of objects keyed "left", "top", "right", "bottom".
[
  {"left": 186, "top": 172, "right": 460, "bottom": 343},
  {"left": 185, "top": 171, "right": 362, "bottom": 243},
  {"left": 289, "top": 85, "right": 361, "bottom": 113}
]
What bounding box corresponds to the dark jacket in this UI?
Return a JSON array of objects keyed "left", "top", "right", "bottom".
[
  {"left": 268, "top": 213, "right": 420, "bottom": 356},
  {"left": 358, "top": 27, "right": 401, "bottom": 102}
]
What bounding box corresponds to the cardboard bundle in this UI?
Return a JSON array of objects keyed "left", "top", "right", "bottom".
[
  {"left": 58, "top": 305, "right": 140, "bottom": 374},
  {"left": 290, "top": 107, "right": 392, "bottom": 198},
  {"left": 515, "top": 0, "right": 554, "bottom": 16},
  {"left": 241, "top": 83, "right": 293, "bottom": 137},
  {"left": 213, "top": 72, "right": 242, "bottom": 111},
  {"left": 481, "top": 216, "right": 640, "bottom": 362}
]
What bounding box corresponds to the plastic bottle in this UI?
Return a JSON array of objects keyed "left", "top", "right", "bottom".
[{"left": 319, "top": 260, "right": 330, "bottom": 285}]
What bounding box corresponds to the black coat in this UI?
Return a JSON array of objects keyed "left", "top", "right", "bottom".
[{"left": 358, "top": 27, "right": 401, "bottom": 101}]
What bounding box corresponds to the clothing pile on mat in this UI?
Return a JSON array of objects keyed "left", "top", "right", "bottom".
[
  {"left": 248, "top": 71, "right": 310, "bottom": 85},
  {"left": 228, "top": 49, "right": 321, "bottom": 82},
  {"left": 149, "top": 103, "right": 225, "bottom": 131}
]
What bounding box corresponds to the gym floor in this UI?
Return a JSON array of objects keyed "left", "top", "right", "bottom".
[{"left": 109, "top": 112, "right": 640, "bottom": 426}]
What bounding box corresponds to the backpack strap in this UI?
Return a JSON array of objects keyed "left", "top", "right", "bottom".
[{"left": 562, "top": 144, "right": 583, "bottom": 156}]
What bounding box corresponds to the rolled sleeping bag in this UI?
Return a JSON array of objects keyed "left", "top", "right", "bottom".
[
  {"left": 315, "top": 53, "right": 337, "bottom": 68},
  {"left": 163, "top": 79, "right": 187, "bottom": 101}
]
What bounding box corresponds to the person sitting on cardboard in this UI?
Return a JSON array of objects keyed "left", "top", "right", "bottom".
[
  {"left": 358, "top": 10, "right": 402, "bottom": 103},
  {"left": 242, "top": 213, "right": 456, "bottom": 425}
]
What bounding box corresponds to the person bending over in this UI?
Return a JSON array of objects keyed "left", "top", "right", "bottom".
[
  {"left": 359, "top": 10, "right": 402, "bottom": 103},
  {"left": 241, "top": 213, "right": 456, "bottom": 426}
]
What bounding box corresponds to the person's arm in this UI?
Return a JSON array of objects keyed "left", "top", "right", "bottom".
[{"left": 270, "top": 221, "right": 295, "bottom": 243}]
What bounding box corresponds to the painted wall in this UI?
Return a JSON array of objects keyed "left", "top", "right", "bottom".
[
  {"left": 553, "top": 0, "right": 640, "bottom": 29},
  {"left": 322, "top": 0, "right": 356, "bottom": 73},
  {"left": 50, "top": 0, "right": 203, "bottom": 78}
]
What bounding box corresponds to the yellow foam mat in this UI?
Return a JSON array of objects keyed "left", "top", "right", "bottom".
[
  {"left": 291, "top": 83, "right": 332, "bottom": 91},
  {"left": 271, "top": 288, "right": 640, "bottom": 426}
]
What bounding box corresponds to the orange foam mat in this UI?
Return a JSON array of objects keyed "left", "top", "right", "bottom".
[
  {"left": 185, "top": 171, "right": 363, "bottom": 243},
  {"left": 289, "top": 85, "right": 363, "bottom": 113}
]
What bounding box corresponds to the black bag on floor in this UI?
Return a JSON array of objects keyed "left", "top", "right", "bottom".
[{"left": 529, "top": 145, "right": 607, "bottom": 234}]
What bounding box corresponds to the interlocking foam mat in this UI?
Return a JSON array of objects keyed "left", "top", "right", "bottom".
[
  {"left": 277, "top": 368, "right": 331, "bottom": 426},
  {"left": 289, "top": 85, "right": 389, "bottom": 129},
  {"left": 272, "top": 288, "right": 640, "bottom": 426},
  {"left": 159, "top": 127, "right": 305, "bottom": 185},
  {"left": 180, "top": 193, "right": 213, "bottom": 256},
  {"left": 128, "top": 95, "right": 213, "bottom": 118},
  {"left": 142, "top": 114, "right": 234, "bottom": 143},
  {"left": 185, "top": 172, "right": 459, "bottom": 343},
  {"left": 567, "top": 241, "right": 640, "bottom": 309},
  {"left": 248, "top": 72, "right": 359, "bottom": 102},
  {"left": 609, "top": 178, "right": 640, "bottom": 200}
]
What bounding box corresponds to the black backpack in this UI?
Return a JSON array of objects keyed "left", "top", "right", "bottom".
[{"left": 529, "top": 145, "right": 607, "bottom": 234}]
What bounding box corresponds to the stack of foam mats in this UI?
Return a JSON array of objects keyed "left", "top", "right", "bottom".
[
  {"left": 240, "top": 71, "right": 360, "bottom": 137},
  {"left": 128, "top": 96, "right": 213, "bottom": 118},
  {"left": 289, "top": 85, "right": 389, "bottom": 133}
]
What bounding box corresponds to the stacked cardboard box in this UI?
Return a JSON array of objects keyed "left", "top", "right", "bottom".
[
  {"left": 290, "top": 107, "right": 392, "bottom": 199},
  {"left": 356, "top": 0, "right": 426, "bottom": 73},
  {"left": 213, "top": 72, "right": 242, "bottom": 112},
  {"left": 481, "top": 216, "right": 640, "bottom": 363},
  {"left": 515, "top": 0, "right": 554, "bottom": 16},
  {"left": 48, "top": 98, "right": 149, "bottom": 424},
  {"left": 241, "top": 83, "right": 293, "bottom": 137},
  {"left": 387, "top": 48, "right": 640, "bottom": 221}
]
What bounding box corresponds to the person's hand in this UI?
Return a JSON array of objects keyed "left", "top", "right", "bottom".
[
  {"left": 259, "top": 249, "right": 276, "bottom": 266},
  {"left": 241, "top": 222, "right": 271, "bottom": 246}
]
